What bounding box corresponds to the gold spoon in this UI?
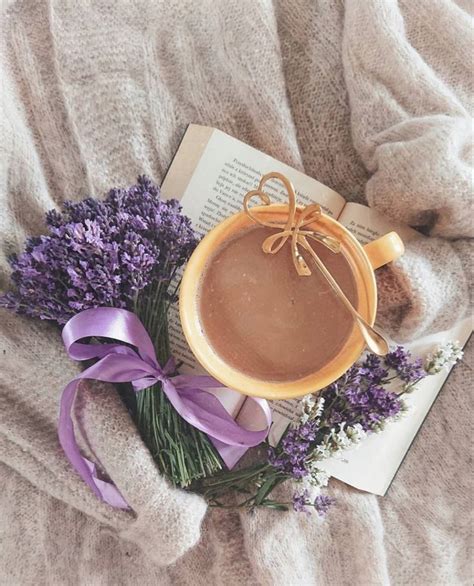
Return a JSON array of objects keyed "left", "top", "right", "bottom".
[
  {"left": 243, "top": 171, "right": 389, "bottom": 356},
  {"left": 298, "top": 236, "right": 390, "bottom": 356}
]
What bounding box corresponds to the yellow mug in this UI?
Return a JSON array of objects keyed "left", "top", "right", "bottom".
[{"left": 180, "top": 206, "right": 404, "bottom": 400}]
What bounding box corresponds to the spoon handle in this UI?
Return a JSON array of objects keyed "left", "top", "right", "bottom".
[{"left": 299, "top": 237, "right": 389, "bottom": 356}]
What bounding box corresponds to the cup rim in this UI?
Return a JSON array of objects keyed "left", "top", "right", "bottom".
[{"left": 179, "top": 205, "right": 377, "bottom": 400}]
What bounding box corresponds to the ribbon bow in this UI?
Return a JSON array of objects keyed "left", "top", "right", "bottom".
[
  {"left": 243, "top": 171, "right": 341, "bottom": 276},
  {"left": 59, "top": 307, "right": 271, "bottom": 509}
]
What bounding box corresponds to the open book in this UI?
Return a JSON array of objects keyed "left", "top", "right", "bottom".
[{"left": 161, "top": 124, "right": 472, "bottom": 495}]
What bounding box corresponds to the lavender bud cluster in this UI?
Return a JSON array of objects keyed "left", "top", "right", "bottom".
[
  {"left": 385, "top": 346, "right": 426, "bottom": 384},
  {"left": 292, "top": 489, "right": 335, "bottom": 516},
  {"left": 0, "top": 176, "right": 198, "bottom": 324},
  {"left": 269, "top": 347, "right": 429, "bottom": 515},
  {"left": 425, "top": 341, "right": 464, "bottom": 374}
]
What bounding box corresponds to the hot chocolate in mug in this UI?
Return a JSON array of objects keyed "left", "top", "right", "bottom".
[{"left": 180, "top": 173, "right": 404, "bottom": 400}]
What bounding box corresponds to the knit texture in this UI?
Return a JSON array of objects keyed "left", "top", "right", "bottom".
[{"left": 0, "top": 0, "right": 472, "bottom": 584}]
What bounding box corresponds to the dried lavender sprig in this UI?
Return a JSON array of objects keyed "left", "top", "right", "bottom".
[
  {"left": 197, "top": 346, "right": 439, "bottom": 514},
  {"left": 292, "top": 491, "right": 335, "bottom": 516}
]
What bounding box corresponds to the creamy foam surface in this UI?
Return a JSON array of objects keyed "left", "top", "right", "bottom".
[{"left": 198, "top": 226, "right": 358, "bottom": 382}]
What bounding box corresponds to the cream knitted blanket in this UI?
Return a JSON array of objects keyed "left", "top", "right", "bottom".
[{"left": 1, "top": 0, "right": 472, "bottom": 584}]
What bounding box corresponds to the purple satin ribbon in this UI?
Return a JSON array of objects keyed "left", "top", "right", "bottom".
[{"left": 59, "top": 307, "right": 271, "bottom": 509}]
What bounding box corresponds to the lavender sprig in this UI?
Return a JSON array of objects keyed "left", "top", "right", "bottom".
[
  {"left": 197, "top": 344, "right": 461, "bottom": 515},
  {"left": 292, "top": 491, "right": 335, "bottom": 516},
  {"left": 425, "top": 341, "right": 464, "bottom": 374}
]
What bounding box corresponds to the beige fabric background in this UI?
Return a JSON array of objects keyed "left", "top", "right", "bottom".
[{"left": 0, "top": 0, "right": 472, "bottom": 584}]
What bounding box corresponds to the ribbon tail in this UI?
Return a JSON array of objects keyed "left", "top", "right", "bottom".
[
  {"left": 211, "top": 396, "right": 272, "bottom": 468},
  {"left": 59, "top": 379, "right": 129, "bottom": 509},
  {"left": 83, "top": 460, "right": 129, "bottom": 509},
  {"left": 209, "top": 439, "right": 249, "bottom": 469}
]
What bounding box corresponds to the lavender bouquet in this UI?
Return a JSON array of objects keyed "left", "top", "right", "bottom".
[
  {"left": 198, "top": 344, "right": 463, "bottom": 515},
  {"left": 0, "top": 176, "right": 222, "bottom": 486}
]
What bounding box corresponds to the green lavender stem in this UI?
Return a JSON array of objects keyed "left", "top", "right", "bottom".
[
  {"left": 132, "top": 279, "right": 223, "bottom": 487},
  {"left": 192, "top": 459, "right": 291, "bottom": 510}
]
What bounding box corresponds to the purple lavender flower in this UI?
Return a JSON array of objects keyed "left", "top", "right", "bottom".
[
  {"left": 268, "top": 420, "right": 318, "bottom": 479},
  {"left": 265, "top": 349, "right": 422, "bottom": 516},
  {"left": 342, "top": 383, "right": 401, "bottom": 431},
  {"left": 292, "top": 490, "right": 334, "bottom": 516},
  {"left": 292, "top": 489, "right": 310, "bottom": 513},
  {"left": 359, "top": 354, "right": 389, "bottom": 384},
  {"left": 384, "top": 346, "right": 426, "bottom": 382},
  {"left": 314, "top": 494, "right": 334, "bottom": 517},
  {"left": 320, "top": 354, "right": 404, "bottom": 432},
  {"left": 0, "top": 176, "right": 198, "bottom": 324}
]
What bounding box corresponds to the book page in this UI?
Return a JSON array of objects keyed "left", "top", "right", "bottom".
[
  {"left": 163, "top": 124, "right": 346, "bottom": 221},
  {"left": 323, "top": 199, "right": 473, "bottom": 494},
  {"left": 161, "top": 125, "right": 472, "bottom": 494},
  {"left": 269, "top": 324, "right": 472, "bottom": 491},
  {"left": 337, "top": 202, "right": 420, "bottom": 245},
  {"left": 268, "top": 399, "right": 301, "bottom": 446}
]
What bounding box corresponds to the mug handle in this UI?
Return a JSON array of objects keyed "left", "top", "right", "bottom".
[{"left": 363, "top": 232, "right": 405, "bottom": 270}]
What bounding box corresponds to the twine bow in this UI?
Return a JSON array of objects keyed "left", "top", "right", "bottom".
[{"left": 243, "top": 172, "right": 341, "bottom": 276}]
